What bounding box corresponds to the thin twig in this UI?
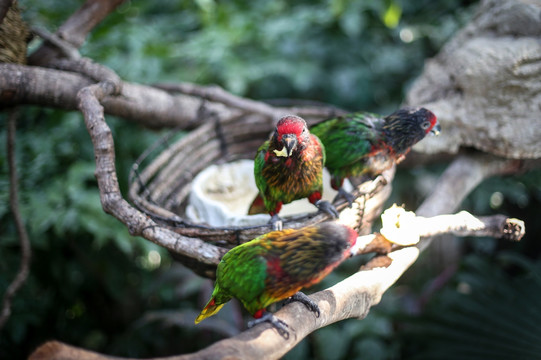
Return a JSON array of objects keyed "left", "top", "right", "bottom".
[
  {"left": 155, "top": 82, "right": 347, "bottom": 121},
  {"left": 155, "top": 82, "right": 281, "bottom": 119},
  {"left": 28, "top": 0, "right": 126, "bottom": 66},
  {"left": 31, "top": 26, "right": 81, "bottom": 60},
  {"left": 0, "top": 108, "right": 31, "bottom": 330}
]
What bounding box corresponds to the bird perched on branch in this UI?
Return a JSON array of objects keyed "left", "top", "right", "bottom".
[
  {"left": 248, "top": 115, "right": 338, "bottom": 229},
  {"left": 310, "top": 107, "right": 440, "bottom": 204},
  {"left": 195, "top": 221, "right": 358, "bottom": 338}
]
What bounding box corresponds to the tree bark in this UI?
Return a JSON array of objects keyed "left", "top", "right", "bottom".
[
  {"left": 28, "top": 0, "right": 126, "bottom": 66},
  {"left": 407, "top": 0, "right": 541, "bottom": 159}
]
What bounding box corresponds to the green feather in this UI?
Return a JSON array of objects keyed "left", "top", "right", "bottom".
[
  {"left": 216, "top": 240, "right": 269, "bottom": 314},
  {"left": 311, "top": 112, "right": 383, "bottom": 182}
]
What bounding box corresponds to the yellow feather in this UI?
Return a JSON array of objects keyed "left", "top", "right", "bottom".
[{"left": 194, "top": 301, "right": 225, "bottom": 324}]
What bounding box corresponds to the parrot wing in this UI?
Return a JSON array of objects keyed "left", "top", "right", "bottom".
[
  {"left": 217, "top": 241, "right": 269, "bottom": 313},
  {"left": 311, "top": 112, "right": 383, "bottom": 170}
]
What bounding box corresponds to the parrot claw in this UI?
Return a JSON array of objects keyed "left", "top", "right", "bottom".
[
  {"left": 270, "top": 214, "right": 283, "bottom": 231},
  {"left": 248, "top": 312, "right": 290, "bottom": 339},
  {"left": 337, "top": 187, "right": 355, "bottom": 207},
  {"left": 315, "top": 200, "right": 339, "bottom": 218},
  {"left": 284, "top": 292, "right": 320, "bottom": 317}
]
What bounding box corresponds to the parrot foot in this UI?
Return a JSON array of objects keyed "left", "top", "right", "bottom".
[
  {"left": 315, "top": 200, "right": 339, "bottom": 218},
  {"left": 337, "top": 187, "right": 355, "bottom": 207},
  {"left": 284, "top": 292, "right": 320, "bottom": 317},
  {"left": 248, "top": 312, "right": 290, "bottom": 339},
  {"left": 270, "top": 214, "right": 283, "bottom": 231}
]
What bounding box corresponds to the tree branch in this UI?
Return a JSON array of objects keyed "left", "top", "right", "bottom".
[
  {"left": 76, "top": 73, "right": 228, "bottom": 277},
  {"left": 0, "top": 64, "right": 344, "bottom": 128},
  {"left": 28, "top": 0, "right": 126, "bottom": 66},
  {"left": 416, "top": 153, "right": 523, "bottom": 218},
  {"left": 0, "top": 108, "right": 31, "bottom": 330},
  {"left": 154, "top": 82, "right": 346, "bottom": 123}
]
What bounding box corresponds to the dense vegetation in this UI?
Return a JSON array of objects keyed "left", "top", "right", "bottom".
[{"left": 2, "top": 0, "right": 540, "bottom": 358}]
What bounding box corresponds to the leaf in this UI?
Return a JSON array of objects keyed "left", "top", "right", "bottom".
[{"left": 383, "top": 1, "right": 402, "bottom": 29}]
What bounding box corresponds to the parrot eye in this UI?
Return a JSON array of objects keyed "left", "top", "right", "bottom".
[{"left": 421, "top": 121, "right": 431, "bottom": 130}]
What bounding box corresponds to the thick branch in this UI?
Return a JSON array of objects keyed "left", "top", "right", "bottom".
[
  {"left": 0, "top": 64, "right": 342, "bottom": 128},
  {"left": 413, "top": 212, "right": 525, "bottom": 241},
  {"left": 0, "top": 63, "right": 206, "bottom": 127},
  {"left": 0, "top": 108, "right": 31, "bottom": 330}
]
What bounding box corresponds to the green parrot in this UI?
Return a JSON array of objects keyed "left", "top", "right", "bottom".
[
  {"left": 195, "top": 221, "right": 358, "bottom": 338},
  {"left": 310, "top": 107, "right": 440, "bottom": 204},
  {"left": 248, "top": 115, "right": 338, "bottom": 229}
]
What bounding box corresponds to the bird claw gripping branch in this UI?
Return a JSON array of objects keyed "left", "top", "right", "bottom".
[
  {"left": 283, "top": 292, "right": 321, "bottom": 317},
  {"left": 248, "top": 312, "right": 290, "bottom": 339},
  {"left": 315, "top": 199, "right": 339, "bottom": 218},
  {"left": 195, "top": 222, "right": 358, "bottom": 340}
]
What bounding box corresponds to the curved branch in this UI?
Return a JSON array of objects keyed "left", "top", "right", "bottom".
[
  {"left": 78, "top": 79, "right": 226, "bottom": 272},
  {"left": 155, "top": 82, "right": 346, "bottom": 122},
  {"left": 0, "top": 108, "right": 31, "bottom": 330},
  {"left": 0, "top": 63, "right": 217, "bottom": 128},
  {"left": 416, "top": 153, "right": 522, "bottom": 217},
  {"left": 28, "top": 0, "right": 126, "bottom": 66}
]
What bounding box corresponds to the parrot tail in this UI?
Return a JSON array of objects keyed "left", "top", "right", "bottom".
[
  {"left": 195, "top": 297, "right": 225, "bottom": 324},
  {"left": 247, "top": 194, "right": 266, "bottom": 215}
]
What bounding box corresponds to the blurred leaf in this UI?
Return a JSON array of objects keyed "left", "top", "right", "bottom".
[
  {"left": 400, "top": 254, "right": 541, "bottom": 360},
  {"left": 383, "top": 1, "right": 402, "bottom": 28}
]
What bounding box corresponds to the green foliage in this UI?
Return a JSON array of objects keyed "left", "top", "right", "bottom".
[
  {"left": 0, "top": 108, "right": 170, "bottom": 357},
  {"left": 398, "top": 254, "right": 541, "bottom": 359},
  {"left": 24, "top": 0, "right": 476, "bottom": 111}
]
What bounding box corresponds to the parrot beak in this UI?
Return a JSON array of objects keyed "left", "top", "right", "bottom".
[
  {"left": 274, "top": 134, "right": 297, "bottom": 157},
  {"left": 430, "top": 123, "right": 441, "bottom": 136}
]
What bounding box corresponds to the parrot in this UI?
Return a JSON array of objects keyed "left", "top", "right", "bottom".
[
  {"left": 248, "top": 115, "right": 338, "bottom": 229},
  {"left": 194, "top": 221, "right": 358, "bottom": 338},
  {"left": 310, "top": 107, "right": 440, "bottom": 204}
]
